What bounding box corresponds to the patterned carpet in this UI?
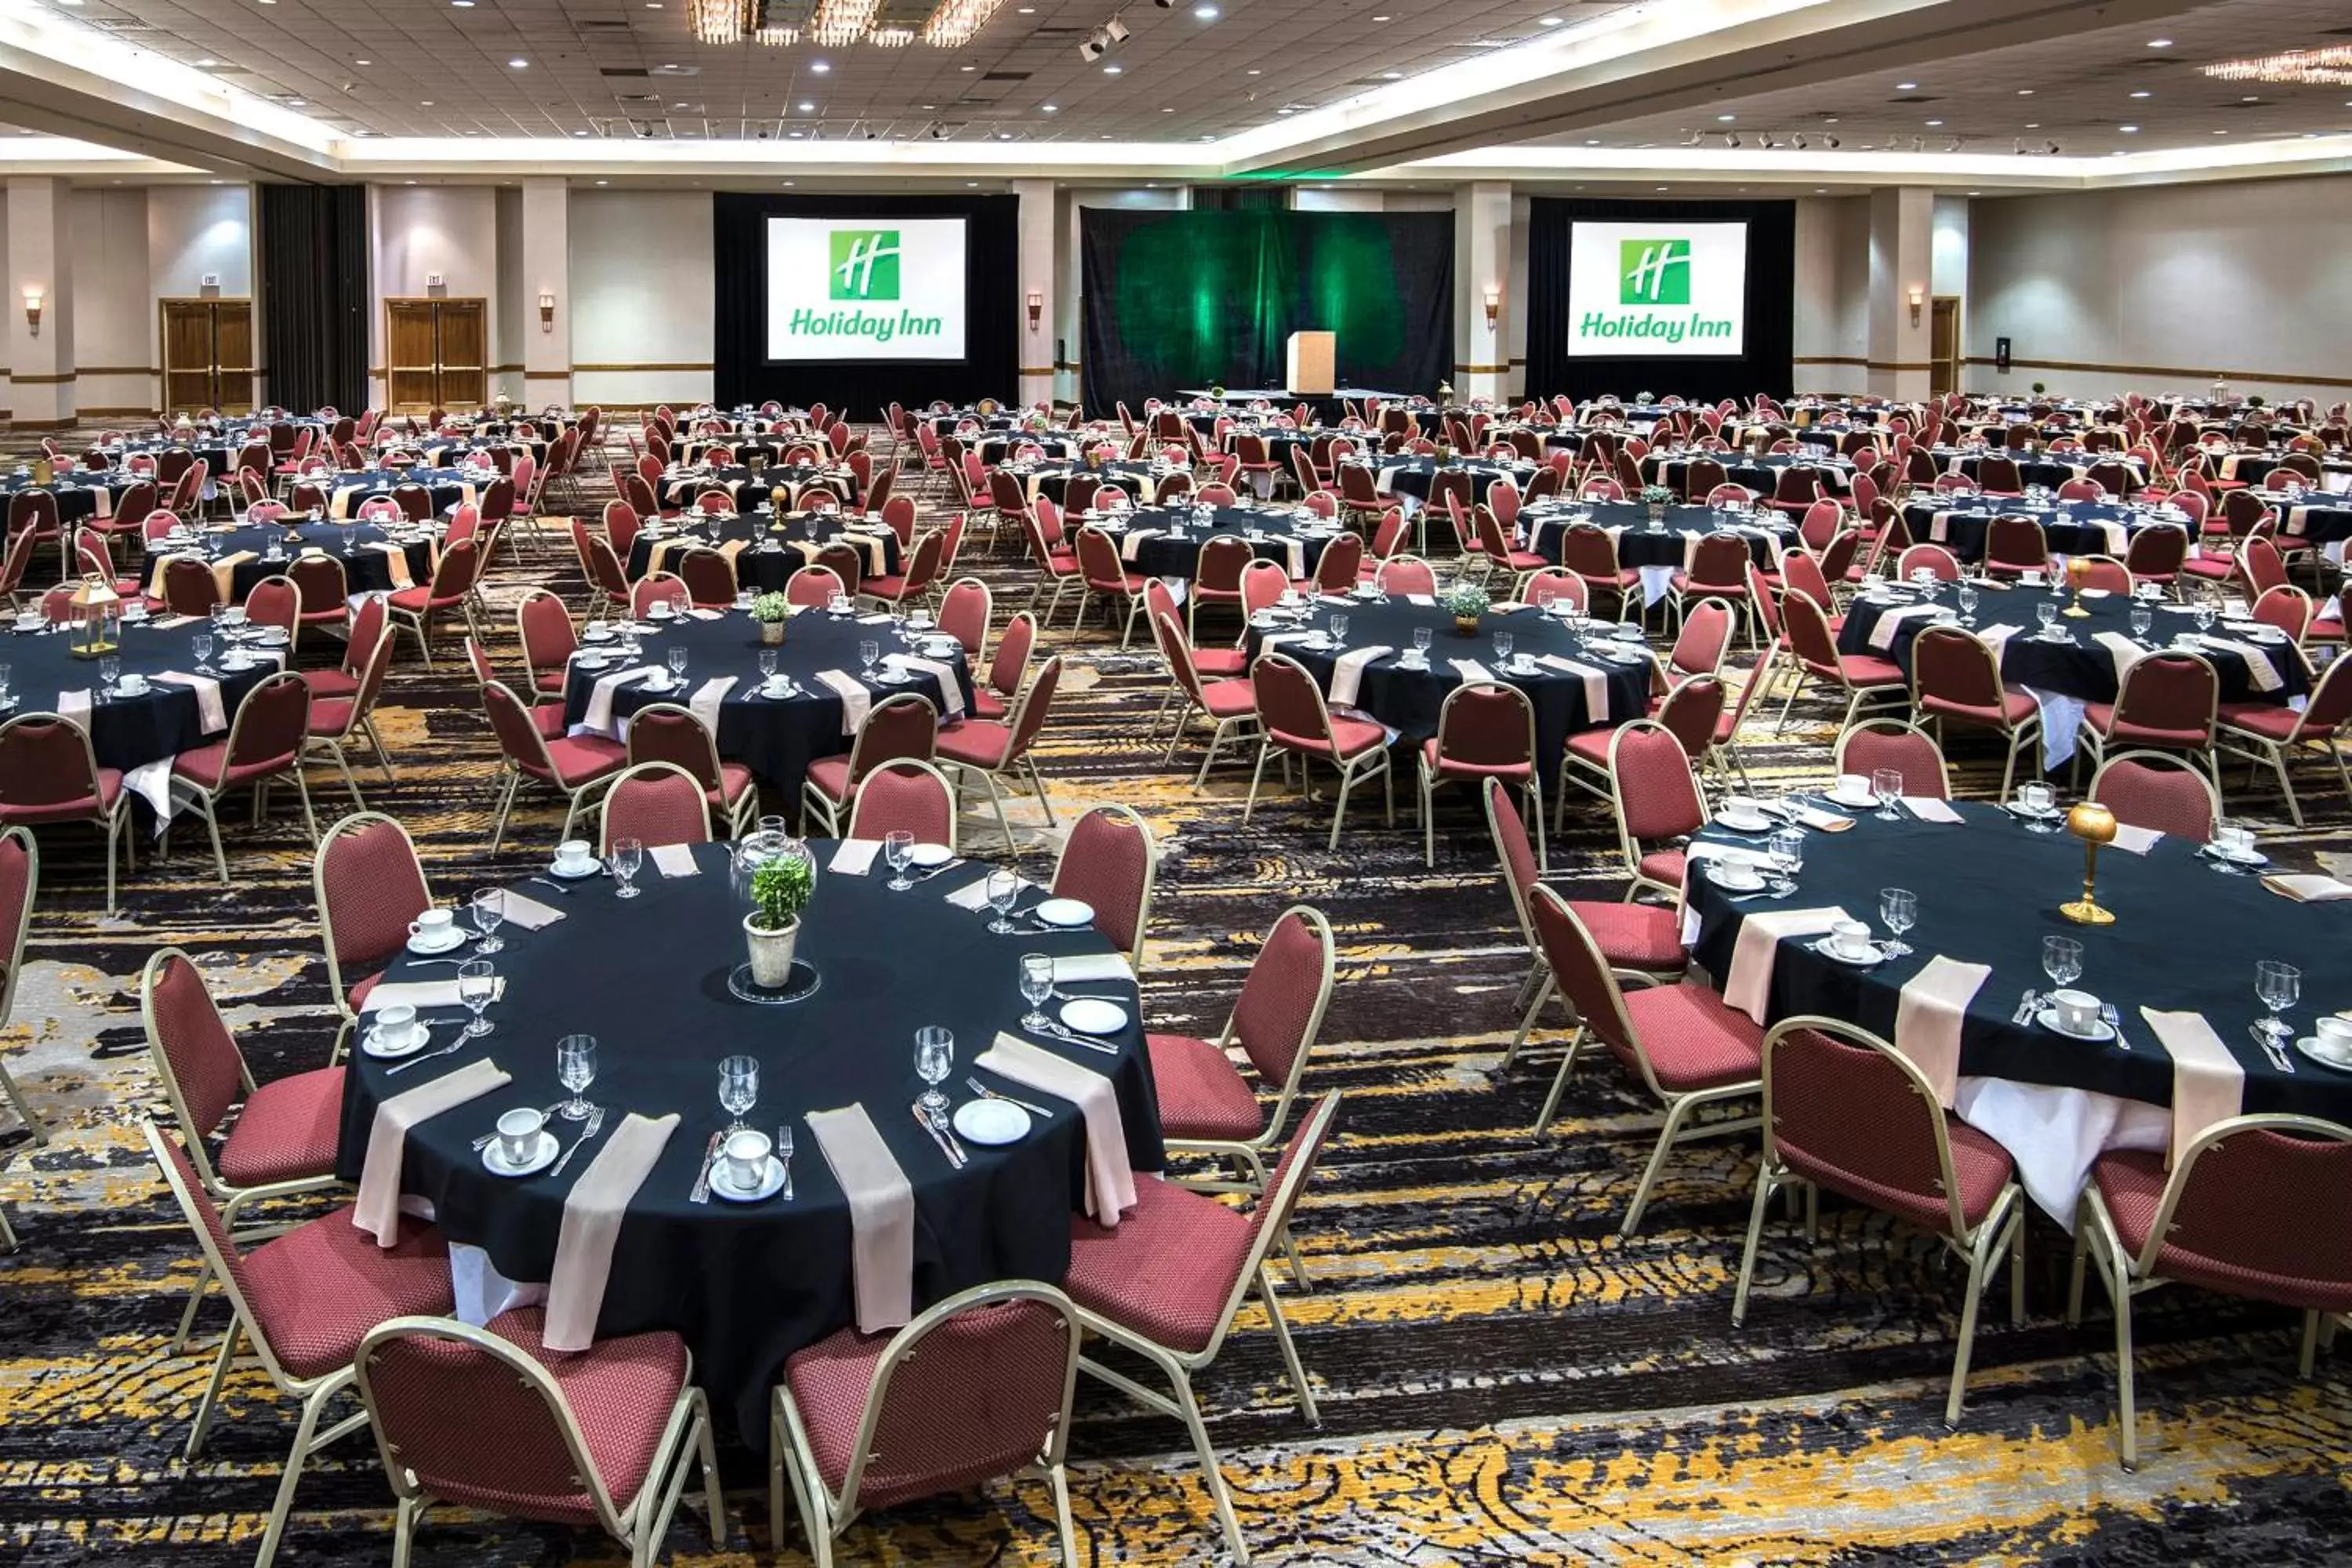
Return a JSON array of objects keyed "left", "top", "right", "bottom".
[{"left": 4, "top": 424, "right": 2350, "bottom": 1566}]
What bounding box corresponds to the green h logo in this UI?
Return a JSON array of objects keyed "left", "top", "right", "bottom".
[
  {"left": 1619, "top": 238, "right": 1692, "bottom": 305},
  {"left": 829, "top": 230, "right": 901, "bottom": 300}
]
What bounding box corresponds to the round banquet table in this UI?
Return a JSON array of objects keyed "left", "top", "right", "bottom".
[
  {"left": 1685, "top": 800, "right": 2352, "bottom": 1215},
  {"left": 1898, "top": 498, "right": 2179, "bottom": 563},
  {"left": 2279, "top": 495, "right": 2352, "bottom": 550},
  {"left": 559, "top": 606, "right": 975, "bottom": 800},
  {"left": 1525, "top": 500, "right": 1791, "bottom": 572},
  {"left": 975, "top": 435, "right": 1076, "bottom": 466},
  {"left": 0, "top": 612, "right": 280, "bottom": 771},
  {"left": 93, "top": 438, "right": 240, "bottom": 476},
  {"left": 1835, "top": 579, "right": 2308, "bottom": 710},
  {"left": 139, "top": 520, "right": 437, "bottom": 601},
  {"left": 655, "top": 463, "right": 856, "bottom": 513},
  {"left": 672, "top": 436, "right": 822, "bottom": 469},
  {"left": 2, "top": 470, "right": 149, "bottom": 526},
  {"left": 1352, "top": 456, "right": 1536, "bottom": 506},
  {"left": 1241, "top": 593, "right": 1653, "bottom": 786},
  {"left": 625, "top": 511, "right": 903, "bottom": 593},
  {"left": 1922, "top": 449, "right": 2145, "bottom": 493},
  {"left": 416, "top": 436, "right": 544, "bottom": 468},
  {"left": 1021, "top": 461, "right": 1168, "bottom": 508},
  {"left": 333, "top": 837, "right": 1164, "bottom": 1443},
  {"left": 1088, "top": 503, "right": 1339, "bottom": 582},
  {"left": 1643, "top": 452, "right": 1853, "bottom": 499},
  {"left": 328, "top": 467, "right": 474, "bottom": 519}
]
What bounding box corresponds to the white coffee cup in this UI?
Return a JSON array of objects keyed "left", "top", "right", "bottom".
[
  {"left": 2314, "top": 1014, "right": 2352, "bottom": 1057},
  {"left": 2051, "top": 988, "right": 2101, "bottom": 1035},
  {"left": 496, "top": 1107, "right": 546, "bottom": 1166},
  {"left": 408, "top": 908, "right": 457, "bottom": 946},
  {"left": 2216, "top": 823, "right": 2256, "bottom": 859},
  {"left": 116, "top": 673, "right": 150, "bottom": 695},
  {"left": 221, "top": 606, "right": 248, "bottom": 626},
  {"left": 1722, "top": 795, "right": 1766, "bottom": 826},
  {"left": 1830, "top": 920, "right": 1875, "bottom": 959},
  {"left": 374, "top": 1003, "right": 423, "bottom": 1049},
  {"left": 554, "top": 838, "right": 596, "bottom": 872},
  {"left": 648, "top": 599, "right": 674, "bottom": 619},
  {"left": 1835, "top": 772, "right": 1871, "bottom": 802},
  {"left": 1710, "top": 858, "right": 1762, "bottom": 891},
  {"left": 722, "top": 1129, "right": 771, "bottom": 1192},
  {"left": 2020, "top": 782, "right": 2056, "bottom": 815}
]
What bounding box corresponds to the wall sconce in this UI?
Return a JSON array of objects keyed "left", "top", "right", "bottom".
[
  {"left": 538, "top": 290, "right": 556, "bottom": 332},
  {"left": 1907, "top": 283, "right": 1926, "bottom": 325},
  {"left": 1025, "top": 289, "right": 1044, "bottom": 328},
  {"left": 1483, "top": 285, "right": 1501, "bottom": 327},
  {"left": 22, "top": 289, "right": 42, "bottom": 336}
]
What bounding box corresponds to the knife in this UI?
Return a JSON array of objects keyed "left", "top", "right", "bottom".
[
  {"left": 2011, "top": 988, "right": 2042, "bottom": 1025},
  {"left": 912, "top": 1102, "right": 963, "bottom": 1166},
  {"left": 687, "top": 1130, "right": 724, "bottom": 1203}
]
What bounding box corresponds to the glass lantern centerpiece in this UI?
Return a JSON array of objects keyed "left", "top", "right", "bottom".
[
  {"left": 67, "top": 574, "right": 122, "bottom": 660},
  {"left": 730, "top": 826, "right": 818, "bottom": 1003}
]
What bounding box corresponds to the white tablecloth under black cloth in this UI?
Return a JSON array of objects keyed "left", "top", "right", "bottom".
[
  {"left": 0, "top": 617, "right": 277, "bottom": 771},
  {"left": 333, "top": 837, "right": 1163, "bottom": 1444},
  {"left": 624, "top": 514, "right": 903, "bottom": 594},
  {"left": 559, "top": 608, "right": 975, "bottom": 803}
]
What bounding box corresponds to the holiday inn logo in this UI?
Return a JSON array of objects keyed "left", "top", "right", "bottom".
[
  {"left": 829, "top": 230, "right": 901, "bottom": 301},
  {"left": 1619, "top": 238, "right": 1692, "bottom": 306}
]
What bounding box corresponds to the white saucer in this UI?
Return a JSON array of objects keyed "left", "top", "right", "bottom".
[
  {"left": 1714, "top": 812, "right": 1773, "bottom": 834},
  {"left": 1033, "top": 897, "right": 1094, "bottom": 928},
  {"left": 1809, "top": 938, "right": 1886, "bottom": 967},
  {"left": 1824, "top": 788, "right": 1880, "bottom": 810},
  {"left": 361, "top": 1024, "right": 433, "bottom": 1060},
  {"left": 2201, "top": 843, "right": 2269, "bottom": 868},
  {"left": 576, "top": 654, "right": 614, "bottom": 671},
  {"left": 484, "top": 1130, "right": 560, "bottom": 1176},
  {"left": 910, "top": 842, "right": 955, "bottom": 868},
  {"left": 2035, "top": 1005, "right": 2116, "bottom": 1043},
  {"left": 219, "top": 652, "right": 261, "bottom": 671},
  {"left": 406, "top": 930, "right": 468, "bottom": 956},
  {"left": 2006, "top": 801, "right": 2063, "bottom": 822},
  {"left": 758, "top": 679, "right": 791, "bottom": 699},
  {"left": 641, "top": 675, "right": 678, "bottom": 694},
  {"left": 710, "top": 1155, "right": 788, "bottom": 1202},
  {"left": 1059, "top": 997, "right": 1131, "bottom": 1036},
  {"left": 2296, "top": 1037, "right": 2352, "bottom": 1074},
  {"left": 1706, "top": 863, "right": 1765, "bottom": 892},
  {"left": 546, "top": 858, "right": 603, "bottom": 880},
  {"left": 953, "top": 1098, "right": 1032, "bottom": 1145}
]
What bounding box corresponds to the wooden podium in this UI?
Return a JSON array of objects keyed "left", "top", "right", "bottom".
[{"left": 1285, "top": 332, "right": 1335, "bottom": 396}]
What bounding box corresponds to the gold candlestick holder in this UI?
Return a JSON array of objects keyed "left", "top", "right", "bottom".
[
  {"left": 2060, "top": 801, "right": 2118, "bottom": 925},
  {"left": 2061, "top": 554, "right": 2092, "bottom": 619}
]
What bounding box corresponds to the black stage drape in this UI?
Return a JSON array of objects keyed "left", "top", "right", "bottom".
[
  {"left": 1080, "top": 209, "right": 1453, "bottom": 416},
  {"left": 257, "top": 184, "right": 368, "bottom": 415},
  {"left": 1523, "top": 198, "right": 1794, "bottom": 408},
  {"left": 713, "top": 193, "right": 1018, "bottom": 416}
]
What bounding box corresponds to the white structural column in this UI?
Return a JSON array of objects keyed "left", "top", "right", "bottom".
[
  {"left": 1866, "top": 185, "right": 1933, "bottom": 402},
  {"left": 1013, "top": 178, "right": 1055, "bottom": 409},
  {"left": 1454, "top": 180, "right": 1511, "bottom": 403},
  {"left": 521, "top": 176, "right": 571, "bottom": 408},
  {"left": 6, "top": 177, "right": 75, "bottom": 428}
]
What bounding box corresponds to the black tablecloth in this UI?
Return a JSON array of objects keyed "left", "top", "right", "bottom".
[
  {"left": 1688, "top": 801, "right": 2352, "bottom": 1116},
  {"left": 0, "top": 615, "right": 276, "bottom": 771},
  {"left": 1525, "top": 502, "right": 1789, "bottom": 572},
  {"left": 2, "top": 472, "right": 148, "bottom": 527},
  {"left": 1922, "top": 449, "right": 2144, "bottom": 492},
  {"left": 656, "top": 464, "right": 856, "bottom": 512},
  {"left": 1241, "top": 594, "right": 1652, "bottom": 784},
  {"left": 626, "top": 514, "right": 902, "bottom": 594},
  {"left": 138, "top": 521, "right": 436, "bottom": 601},
  {"left": 976, "top": 436, "right": 1077, "bottom": 466},
  {"left": 418, "top": 437, "right": 546, "bottom": 468},
  {"left": 1642, "top": 452, "right": 1853, "bottom": 499},
  {"left": 1093, "top": 504, "right": 1338, "bottom": 582},
  {"left": 2280, "top": 497, "right": 2352, "bottom": 548},
  {"left": 1357, "top": 456, "right": 1537, "bottom": 505},
  {"left": 1900, "top": 499, "right": 2180, "bottom": 563},
  {"left": 1021, "top": 462, "right": 1168, "bottom": 508},
  {"left": 335, "top": 837, "right": 1164, "bottom": 1445},
  {"left": 329, "top": 469, "right": 473, "bottom": 519},
  {"left": 561, "top": 608, "right": 974, "bottom": 801},
  {"left": 1835, "top": 583, "right": 2307, "bottom": 707}
]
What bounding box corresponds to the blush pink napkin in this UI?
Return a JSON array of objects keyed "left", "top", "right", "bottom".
[
  {"left": 152, "top": 671, "right": 227, "bottom": 733},
  {"left": 1892, "top": 955, "right": 1991, "bottom": 1108},
  {"left": 353, "top": 1058, "right": 511, "bottom": 1246},
  {"left": 1721, "top": 906, "right": 1849, "bottom": 1025},
  {"left": 805, "top": 1103, "right": 915, "bottom": 1334},
  {"left": 543, "top": 1111, "right": 678, "bottom": 1352},
  {"left": 2140, "top": 1008, "right": 2246, "bottom": 1167},
  {"left": 977, "top": 1033, "right": 1140, "bottom": 1225},
  {"left": 815, "top": 669, "right": 870, "bottom": 734}
]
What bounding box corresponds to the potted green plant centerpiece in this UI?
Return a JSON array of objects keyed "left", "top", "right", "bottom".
[
  {"left": 750, "top": 591, "right": 790, "bottom": 645},
  {"left": 744, "top": 851, "right": 814, "bottom": 988},
  {"left": 1440, "top": 579, "right": 1490, "bottom": 635},
  {"left": 2031, "top": 380, "right": 2047, "bottom": 396},
  {"left": 1641, "top": 482, "right": 1674, "bottom": 526}
]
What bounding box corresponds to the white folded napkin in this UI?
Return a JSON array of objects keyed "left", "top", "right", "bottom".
[
  {"left": 1405, "top": 593, "right": 1436, "bottom": 607},
  {"left": 1722, "top": 906, "right": 1850, "bottom": 1025},
  {"left": 352, "top": 1058, "right": 512, "bottom": 1246},
  {"left": 1449, "top": 658, "right": 1497, "bottom": 684},
  {"left": 884, "top": 654, "right": 965, "bottom": 718},
  {"left": 1328, "top": 645, "right": 1391, "bottom": 707},
  {"left": 2191, "top": 633, "right": 2285, "bottom": 693},
  {"left": 2140, "top": 1008, "right": 2245, "bottom": 1167},
  {"left": 2093, "top": 630, "right": 2146, "bottom": 685},
  {"left": 582, "top": 666, "right": 659, "bottom": 732},
  {"left": 1892, "top": 956, "right": 1991, "bottom": 1108},
  {"left": 1900, "top": 796, "right": 1965, "bottom": 824},
  {"left": 542, "top": 1111, "right": 680, "bottom": 1352},
  {"left": 1118, "top": 528, "right": 1162, "bottom": 563},
  {"left": 977, "top": 1033, "right": 1139, "bottom": 1224},
  {"left": 152, "top": 671, "right": 227, "bottom": 732},
  {"left": 946, "top": 872, "right": 1034, "bottom": 910},
  {"left": 497, "top": 890, "right": 565, "bottom": 930},
  {"left": 1052, "top": 953, "right": 1136, "bottom": 983},
  {"left": 57, "top": 689, "right": 92, "bottom": 727},
  {"left": 828, "top": 838, "right": 880, "bottom": 875},
  {"left": 2261, "top": 873, "right": 2352, "bottom": 902},
  {"left": 2109, "top": 823, "right": 2163, "bottom": 855},
  {"left": 687, "top": 674, "right": 735, "bottom": 730},
  {"left": 649, "top": 843, "right": 699, "bottom": 876},
  {"left": 1534, "top": 653, "right": 1612, "bottom": 720},
  {"left": 805, "top": 1103, "right": 916, "bottom": 1334},
  {"left": 815, "top": 669, "right": 870, "bottom": 734},
  {"left": 1867, "top": 602, "right": 1946, "bottom": 653},
  {"left": 361, "top": 976, "right": 506, "bottom": 1012}
]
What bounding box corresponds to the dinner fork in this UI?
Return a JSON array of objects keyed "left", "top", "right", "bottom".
[
  {"left": 546, "top": 1106, "right": 606, "bottom": 1178},
  {"left": 778, "top": 1123, "right": 794, "bottom": 1200}
]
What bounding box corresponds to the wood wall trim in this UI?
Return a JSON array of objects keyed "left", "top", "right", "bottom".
[
  {"left": 1452, "top": 361, "right": 1512, "bottom": 374},
  {"left": 1864, "top": 360, "right": 1934, "bottom": 372},
  {"left": 1960, "top": 354, "right": 2352, "bottom": 390},
  {"left": 1017, "top": 366, "right": 1056, "bottom": 378},
  {"left": 78, "top": 365, "right": 158, "bottom": 378},
  {"left": 1791, "top": 355, "right": 1867, "bottom": 366},
  {"left": 571, "top": 362, "right": 717, "bottom": 374},
  {"left": 523, "top": 371, "right": 572, "bottom": 379}
]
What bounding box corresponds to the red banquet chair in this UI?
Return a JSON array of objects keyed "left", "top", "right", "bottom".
[
  {"left": 1599, "top": 718, "right": 1708, "bottom": 898},
  {"left": 1911, "top": 625, "right": 2042, "bottom": 804},
  {"left": 597, "top": 760, "right": 714, "bottom": 854},
  {"left": 313, "top": 810, "right": 434, "bottom": 1063},
  {"left": 304, "top": 623, "right": 397, "bottom": 810},
  {"left": 844, "top": 758, "right": 958, "bottom": 848},
  {"left": 0, "top": 711, "right": 133, "bottom": 912},
  {"left": 2074, "top": 650, "right": 2220, "bottom": 802},
  {"left": 626, "top": 702, "right": 758, "bottom": 840},
  {"left": 1244, "top": 652, "right": 1394, "bottom": 851},
  {"left": 1048, "top": 802, "right": 1157, "bottom": 969},
  {"left": 2086, "top": 749, "right": 2220, "bottom": 844},
  {"left": 937, "top": 653, "right": 1062, "bottom": 849},
  {"left": 1733, "top": 1015, "right": 2025, "bottom": 1429},
  {"left": 2215, "top": 652, "right": 2352, "bottom": 828},
  {"left": 1419, "top": 681, "right": 1542, "bottom": 870},
  {"left": 1773, "top": 592, "right": 1909, "bottom": 736},
  {"left": 801, "top": 692, "right": 936, "bottom": 838},
  {"left": 0, "top": 828, "right": 40, "bottom": 1152},
  {"left": 1152, "top": 609, "right": 1258, "bottom": 787},
  {"left": 481, "top": 679, "right": 627, "bottom": 851},
  {"left": 1834, "top": 719, "right": 1951, "bottom": 799},
  {"left": 167, "top": 671, "right": 319, "bottom": 884}
]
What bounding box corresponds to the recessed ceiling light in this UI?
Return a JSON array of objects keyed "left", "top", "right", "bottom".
[
  {"left": 1895, "top": 81, "right": 1917, "bottom": 90},
  {"left": 960, "top": 64, "right": 975, "bottom": 71},
  {"left": 2130, "top": 89, "right": 2151, "bottom": 98},
  {"left": 1161, "top": 106, "right": 1172, "bottom": 112},
  {"left": 797, "top": 100, "right": 814, "bottom": 111},
  {"left": 508, "top": 57, "right": 527, "bottom": 67},
  {"left": 422, "top": 100, "right": 434, "bottom": 105},
  {"left": 1925, "top": 119, "right": 1943, "bottom": 127},
  {"left": 1246, "top": 67, "right": 1260, "bottom": 74},
  {"left": 810, "top": 59, "right": 830, "bottom": 72},
  {"left": 1716, "top": 114, "right": 1734, "bottom": 122},
  {"left": 2016, "top": 88, "right": 2031, "bottom": 96},
  {"left": 1193, "top": 2, "right": 1218, "bottom": 16},
  {"left": 596, "top": 179, "right": 608, "bottom": 185},
  {"left": 1041, "top": 103, "right": 1058, "bottom": 112},
  {"left": 1103, "top": 63, "right": 1121, "bottom": 73},
  {"left": 2119, "top": 124, "right": 2138, "bottom": 133},
  {"left": 2147, "top": 37, "right": 2172, "bottom": 48},
  {"left": 2024, "top": 122, "right": 2039, "bottom": 129},
  {"left": 1371, "top": 13, "right": 1389, "bottom": 20},
  {"left": 1381, "top": 71, "right": 1402, "bottom": 79},
  {"left": 1539, "top": 14, "right": 1562, "bottom": 24},
  {"left": 450, "top": 0, "right": 472, "bottom": 6}
]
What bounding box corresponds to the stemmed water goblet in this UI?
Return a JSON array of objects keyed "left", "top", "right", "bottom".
[
  {"left": 914, "top": 1027, "right": 954, "bottom": 1119},
  {"left": 608, "top": 836, "right": 643, "bottom": 898},
  {"left": 718, "top": 1053, "right": 758, "bottom": 1134},
  {"left": 470, "top": 887, "right": 505, "bottom": 954},
  {"left": 555, "top": 1033, "right": 597, "bottom": 1121},
  {"left": 1878, "top": 887, "right": 1917, "bottom": 957},
  {"left": 457, "top": 959, "right": 497, "bottom": 1039}
]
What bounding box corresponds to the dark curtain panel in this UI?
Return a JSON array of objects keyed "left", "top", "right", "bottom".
[
  {"left": 1080, "top": 209, "right": 1453, "bottom": 416},
  {"left": 1523, "top": 198, "right": 1795, "bottom": 407},
  {"left": 1191, "top": 186, "right": 1289, "bottom": 212},
  {"left": 713, "top": 193, "right": 1018, "bottom": 415},
  {"left": 257, "top": 184, "right": 368, "bottom": 414}
]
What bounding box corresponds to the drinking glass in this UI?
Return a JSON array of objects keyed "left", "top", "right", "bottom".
[
  {"left": 1020, "top": 953, "right": 1055, "bottom": 1031},
  {"left": 2256, "top": 959, "right": 2300, "bottom": 1041},
  {"left": 555, "top": 1033, "right": 597, "bottom": 1121},
  {"left": 829, "top": 591, "right": 853, "bottom": 617},
  {"left": 470, "top": 887, "right": 505, "bottom": 954},
  {"left": 340, "top": 525, "right": 356, "bottom": 556},
  {"left": 1534, "top": 585, "right": 1555, "bottom": 615},
  {"left": 1871, "top": 767, "right": 1903, "bottom": 822},
  {"left": 718, "top": 1053, "right": 759, "bottom": 1132},
  {"left": 985, "top": 867, "right": 1022, "bottom": 934},
  {"left": 0, "top": 664, "right": 12, "bottom": 706},
  {"left": 1766, "top": 827, "right": 1802, "bottom": 894},
  {"left": 1411, "top": 626, "right": 1433, "bottom": 664},
  {"left": 757, "top": 814, "right": 788, "bottom": 840},
  {"left": 457, "top": 958, "right": 497, "bottom": 1039},
  {"left": 666, "top": 644, "right": 689, "bottom": 684},
  {"left": 2194, "top": 595, "right": 2217, "bottom": 634},
  {"left": 914, "top": 1027, "right": 954, "bottom": 1117},
  {"left": 1879, "top": 887, "right": 1917, "bottom": 957},
  {"left": 97, "top": 655, "right": 120, "bottom": 702},
  {"left": 884, "top": 829, "right": 916, "bottom": 891},
  {"left": 858, "top": 638, "right": 880, "bottom": 679},
  {"left": 757, "top": 648, "right": 779, "bottom": 682},
  {"left": 2036, "top": 600, "right": 2059, "bottom": 637},
  {"left": 192, "top": 633, "right": 214, "bottom": 675},
  {"left": 1956, "top": 582, "right": 1978, "bottom": 627},
  {"left": 2041, "top": 935, "right": 2082, "bottom": 994},
  {"left": 2129, "top": 602, "right": 2154, "bottom": 641},
  {"left": 1328, "top": 612, "right": 1349, "bottom": 650},
  {"left": 609, "top": 835, "right": 643, "bottom": 898},
  {"left": 1492, "top": 630, "right": 1516, "bottom": 669}
]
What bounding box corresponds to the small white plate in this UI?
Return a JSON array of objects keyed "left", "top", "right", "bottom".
[
  {"left": 1059, "top": 997, "right": 1131, "bottom": 1036},
  {"left": 2035, "top": 1005, "right": 2117, "bottom": 1043},
  {"left": 1714, "top": 811, "right": 1773, "bottom": 834},
  {"left": 640, "top": 674, "right": 678, "bottom": 694},
  {"left": 1033, "top": 897, "right": 1094, "bottom": 928},
  {"left": 710, "top": 1155, "right": 788, "bottom": 1202},
  {"left": 546, "top": 858, "right": 603, "bottom": 880},
  {"left": 1706, "top": 862, "right": 1765, "bottom": 891},
  {"left": 2202, "top": 842, "right": 2269, "bottom": 868},
  {"left": 759, "top": 679, "right": 791, "bottom": 699},
  {"left": 219, "top": 652, "right": 261, "bottom": 672},
  {"left": 483, "top": 1129, "right": 560, "bottom": 1176},
  {"left": 361, "top": 1024, "right": 432, "bottom": 1060},
  {"left": 583, "top": 626, "right": 618, "bottom": 642},
  {"left": 406, "top": 929, "right": 468, "bottom": 956},
  {"left": 1823, "top": 787, "right": 1878, "bottom": 810},
  {"left": 953, "top": 1098, "right": 1032, "bottom": 1145},
  {"left": 1809, "top": 938, "right": 1886, "bottom": 967},
  {"left": 2296, "top": 1037, "right": 2352, "bottom": 1074},
  {"left": 910, "top": 842, "right": 955, "bottom": 868},
  {"left": 575, "top": 654, "right": 613, "bottom": 672}
]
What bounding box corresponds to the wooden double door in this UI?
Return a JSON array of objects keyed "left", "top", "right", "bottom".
[
  {"left": 159, "top": 299, "right": 255, "bottom": 416},
  {"left": 386, "top": 297, "right": 487, "bottom": 412}
]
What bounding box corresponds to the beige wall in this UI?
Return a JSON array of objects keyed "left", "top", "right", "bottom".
[{"left": 569, "top": 188, "right": 714, "bottom": 408}]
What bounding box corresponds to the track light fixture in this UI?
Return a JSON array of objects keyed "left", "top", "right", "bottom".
[{"left": 1078, "top": 13, "right": 1129, "bottom": 58}]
